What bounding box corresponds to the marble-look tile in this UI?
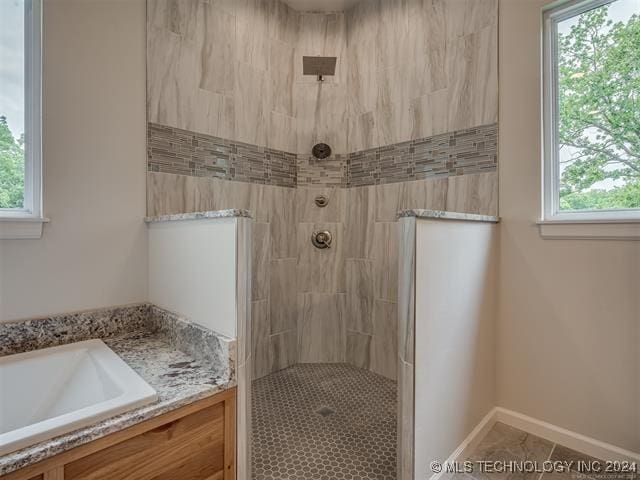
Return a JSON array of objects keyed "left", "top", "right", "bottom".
[
  {"left": 446, "top": 24, "right": 498, "bottom": 133},
  {"left": 347, "top": 34, "right": 377, "bottom": 119},
  {"left": 397, "top": 217, "right": 415, "bottom": 363},
  {"left": 401, "top": 177, "right": 449, "bottom": 212},
  {"left": 375, "top": 66, "right": 414, "bottom": 147},
  {"left": 147, "top": 3, "right": 238, "bottom": 140},
  {"left": 235, "top": 62, "right": 269, "bottom": 146},
  {"left": 194, "top": 176, "right": 249, "bottom": 213},
  {"left": 146, "top": 25, "right": 195, "bottom": 129},
  {"left": 467, "top": 422, "right": 555, "bottom": 480},
  {"left": 198, "top": 2, "right": 236, "bottom": 97},
  {"left": 252, "top": 222, "right": 271, "bottom": 301},
  {"left": 268, "top": 111, "right": 297, "bottom": 153},
  {"left": 269, "top": 258, "right": 297, "bottom": 334},
  {"left": 270, "top": 186, "right": 297, "bottom": 259},
  {"left": 371, "top": 222, "right": 399, "bottom": 302},
  {"left": 397, "top": 359, "right": 414, "bottom": 480},
  {"left": 444, "top": 0, "right": 498, "bottom": 41},
  {"left": 411, "top": 89, "right": 450, "bottom": 140},
  {"left": 269, "top": 38, "right": 295, "bottom": 117},
  {"left": 549, "top": 445, "right": 604, "bottom": 473},
  {"left": 446, "top": 172, "right": 498, "bottom": 216},
  {"left": 297, "top": 293, "right": 346, "bottom": 363},
  {"left": 375, "top": 181, "right": 405, "bottom": 222},
  {"left": 346, "top": 330, "right": 371, "bottom": 370},
  {"left": 236, "top": 0, "right": 269, "bottom": 72},
  {"left": 296, "top": 222, "right": 346, "bottom": 294},
  {"left": 249, "top": 183, "right": 270, "bottom": 224},
  {"left": 370, "top": 299, "right": 398, "bottom": 380},
  {"left": 539, "top": 471, "right": 583, "bottom": 480},
  {"left": 376, "top": 0, "right": 410, "bottom": 72},
  {"left": 270, "top": 329, "right": 298, "bottom": 371},
  {"left": 268, "top": 0, "right": 300, "bottom": 46},
  {"left": 407, "top": 0, "right": 447, "bottom": 93},
  {"left": 294, "top": 82, "right": 348, "bottom": 155},
  {"left": 347, "top": 112, "right": 376, "bottom": 153},
  {"left": 345, "top": 185, "right": 375, "bottom": 259},
  {"left": 251, "top": 300, "right": 271, "bottom": 380},
  {"left": 147, "top": 172, "right": 197, "bottom": 216},
  {"left": 346, "top": 259, "right": 374, "bottom": 334},
  {"left": 295, "top": 187, "right": 346, "bottom": 223}
]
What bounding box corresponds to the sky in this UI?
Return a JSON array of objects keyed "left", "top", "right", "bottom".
[
  {"left": 0, "top": 0, "right": 24, "bottom": 141},
  {"left": 558, "top": 0, "right": 639, "bottom": 34}
]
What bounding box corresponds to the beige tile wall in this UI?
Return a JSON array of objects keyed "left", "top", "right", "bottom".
[
  {"left": 147, "top": 172, "right": 298, "bottom": 380},
  {"left": 148, "top": 170, "right": 497, "bottom": 381},
  {"left": 344, "top": 172, "right": 498, "bottom": 380},
  {"left": 147, "top": 0, "right": 347, "bottom": 156},
  {"left": 346, "top": 0, "right": 498, "bottom": 151},
  {"left": 146, "top": 0, "right": 499, "bottom": 382},
  {"left": 295, "top": 187, "right": 347, "bottom": 363}
]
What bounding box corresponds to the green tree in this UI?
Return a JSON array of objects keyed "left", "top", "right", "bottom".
[
  {"left": 0, "top": 115, "right": 25, "bottom": 208},
  {"left": 557, "top": 3, "right": 640, "bottom": 209}
]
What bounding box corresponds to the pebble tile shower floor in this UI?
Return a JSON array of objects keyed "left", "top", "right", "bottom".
[{"left": 251, "top": 363, "right": 397, "bottom": 480}]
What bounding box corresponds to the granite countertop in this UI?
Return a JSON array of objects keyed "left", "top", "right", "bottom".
[
  {"left": 145, "top": 208, "right": 252, "bottom": 223},
  {"left": 398, "top": 209, "right": 500, "bottom": 223},
  {"left": 0, "top": 304, "right": 235, "bottom": 476}
]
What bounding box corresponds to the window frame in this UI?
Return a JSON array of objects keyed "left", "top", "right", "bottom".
[
  {"left": 0, "top": 0, "right": 45, "bottom": 239},
  {"left": 541, "top": 0, "right": 640, "bottom": 224}
]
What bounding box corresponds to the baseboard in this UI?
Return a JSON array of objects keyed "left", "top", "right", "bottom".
[
  {"left": 495, "top": 407, "right": 640, "bottom": 463},
  {"left": 429, "top": 407, "right": 499, "bottom": 480},
  {"left": 430, "top": 407, "right": 639, "bottom": 480}
]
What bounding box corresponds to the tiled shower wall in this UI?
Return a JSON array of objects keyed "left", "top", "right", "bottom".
[
  {"left": 148, "top": 0, "right": 348, "bottom": 155},
  {"left": 346, "top": 0, "right": 498, "bottom": 151},
  {"left": 146, "top": 0, "right": 499, "bottom": 381}
]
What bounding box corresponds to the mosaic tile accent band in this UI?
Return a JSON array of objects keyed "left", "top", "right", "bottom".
[
  {"left": 147, "top": 123, "right": 297, "bottom": 188},
  {"left": 147, "top": 122, "right": 497, "bottom": 188},
  {"left": 348, "top": 123, "right": 498, "bottom": 187}
]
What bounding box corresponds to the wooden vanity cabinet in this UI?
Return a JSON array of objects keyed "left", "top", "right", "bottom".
[{"left": 2, "top": 388, "right": 236, "bottom": 480}]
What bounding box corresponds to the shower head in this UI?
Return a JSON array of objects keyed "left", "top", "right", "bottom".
[{"left": 303, "top": 56, "right": 337, "bottom": 81}]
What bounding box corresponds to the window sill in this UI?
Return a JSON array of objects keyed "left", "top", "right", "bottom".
[
  {"left": 537, "top": 220, "right": 640, "bottom": 240},
  {"left": 0, "top": 217, "right": 49, "bottom": 239}
]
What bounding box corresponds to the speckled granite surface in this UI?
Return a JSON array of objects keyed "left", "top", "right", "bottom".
[
  {"left": 0, "top": 304, "right": 150, "bottom": 356},
  {"left": 398, "top": 209, "right": 500, "bottom": 223},
  {"left": 0, "top": 304, "right": 235, "bottom": 476},
  {"left": 144, "top": 208, "right": 252, "bottom": 223}
]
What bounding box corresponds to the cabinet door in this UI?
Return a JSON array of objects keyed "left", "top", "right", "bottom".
[{"left": 64, "top": 403, "right": 226, "bottom": 480}]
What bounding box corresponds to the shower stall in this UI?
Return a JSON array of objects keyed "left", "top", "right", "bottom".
[{"left": 146, "top": 0, "right": 499, "bottom": 478}]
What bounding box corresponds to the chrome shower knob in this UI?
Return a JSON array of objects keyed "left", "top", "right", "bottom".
[{"left": 311, "top": 230, "right": 332, "bottom": 249}]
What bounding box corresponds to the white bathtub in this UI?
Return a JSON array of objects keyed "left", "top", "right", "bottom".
[{"left": 0, "top": 339, "right": 157, "bottom": 456}]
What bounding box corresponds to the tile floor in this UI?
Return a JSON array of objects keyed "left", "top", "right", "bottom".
[
  {"left": 458, "top": 422, "right": 638, "bottom": 480},
  {"left": 251, "top": 363, "right": 397, "bottom": 480}
]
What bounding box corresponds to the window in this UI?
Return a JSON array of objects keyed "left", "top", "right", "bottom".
[
  {"left": 0, "top": 0, "right": 43, "bottom": 239},
  {"left": 542, "top": 0, "right": 640, "bottom": 225}
]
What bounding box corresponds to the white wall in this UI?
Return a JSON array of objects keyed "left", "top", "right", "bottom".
[
  {"left": 414, "top": 219, "right": 497, "bottom": 476},
  {"left": 0, "top": 0, "right": 148, "bottom": 322},
  {"left": 148, "top": 218, "right": 238, "bottom": 338},
  {"left": 498, "top": 0, "right": 640, "bottom": 452}
]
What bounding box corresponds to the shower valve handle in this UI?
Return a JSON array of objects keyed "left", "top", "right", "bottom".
[{"left": 312, "top": 230, "right": 332, "bottom": 249}]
